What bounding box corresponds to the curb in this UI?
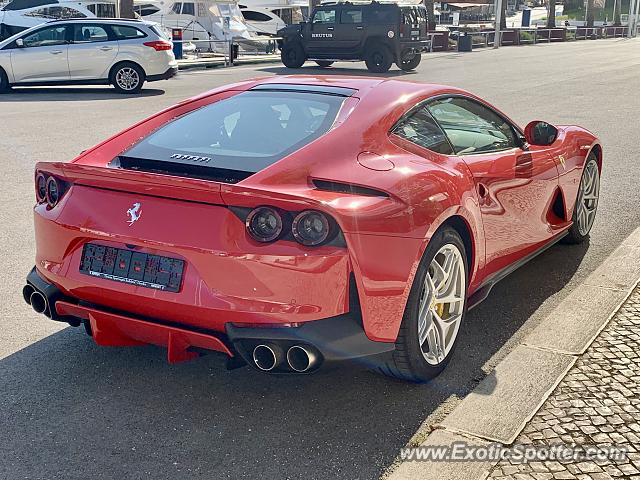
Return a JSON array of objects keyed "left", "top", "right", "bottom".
[
  {"left": 385, "top": 226, "right": 640, "bottom": 480},
  {"left": 178, "top": 55, "right": 280, "bottom": 71}
]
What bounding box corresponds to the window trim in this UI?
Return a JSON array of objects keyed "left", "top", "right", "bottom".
[
  {"left": 312, "top": 7, "right": 337, "bottom": 24},
  {"left": 389, "top": 93, "right": 525, "bottom": 157},
  {"left": 70, "top": 23, "right": 114, "bottom": 44},
  {"left": 339, "top": 7, "right": 363, "bottom": 24},
  {"left": 390, "top": 105, "right": 455, "bottom": 155},
  {"left": 17, "top": 24, "right": 71, "bottom": 48}
]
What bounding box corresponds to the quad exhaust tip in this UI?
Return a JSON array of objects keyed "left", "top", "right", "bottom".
[
  {"left": 252, "top": 344, "right": 283, "bottom": 372},
  {"left": 286, "top": 345, "right": 319, "bottom": 373},
  {"left": 22, "top": 284, "right": 35, "bottom": 305},
  {"left": 30, "top": 291, "right": 48, "bottom": 315}
]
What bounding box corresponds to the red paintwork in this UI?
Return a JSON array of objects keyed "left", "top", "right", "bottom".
[{"left": 32, "top": 75, "right": 601, "bottom": 352}]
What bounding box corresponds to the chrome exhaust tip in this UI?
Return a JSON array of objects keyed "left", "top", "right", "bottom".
[
  {"left": 30, "top": 291, "right": 48, "bottom": 315},
  {"left": 22, "top": 284, "right": 35, "bottom": 305},
  {"left": 286, "top": 345, "right": 319, "bottom": 373},
  {"left": 252, "top": 344, "right": 283, "bottom": 372}
]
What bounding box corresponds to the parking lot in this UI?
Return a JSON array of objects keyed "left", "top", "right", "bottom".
[{"left": 1, "top": 38, "right": 640, "bottom": 479}]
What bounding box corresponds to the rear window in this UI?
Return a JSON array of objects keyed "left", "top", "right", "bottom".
[{"left": 120, "top": 91, "right": 346, "bottom": 181}]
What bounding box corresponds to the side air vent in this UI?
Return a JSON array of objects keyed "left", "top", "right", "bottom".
[
  {"left": 115, "top": 156, "right": 253, "bottom": 184},
  {"left": 312, "top": 179, "right": 389, "bottom": 197}
]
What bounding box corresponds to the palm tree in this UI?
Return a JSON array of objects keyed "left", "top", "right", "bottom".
[
  {"left": 500, "top": 0, "right": 507, "bottom": 29},
  {"left": 120, "top": 0, "right": 134, "bottom": 18},
  {"left": 586, "top": 0, "right": 595, "bottom": 26},
  {"left": 547, "top": 0, "right": 557, "bottom": 27},
  {"left": 613, "top": 0, "right": 621, "bottom": 25},
  {"left": 425, "top": 0, "right": 437, "bottom": 31}
]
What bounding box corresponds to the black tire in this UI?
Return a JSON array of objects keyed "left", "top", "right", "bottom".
[
  {"left": 281, "top": 43, "right": 306, "bottom": 68},
  {"left": 364, "top": 43, "right": 393, "bottom": 73},
  {"left": 315, "top": 60, "right": 333, "bottom": 68},
  {"left": 110, "top": 62, "right": 145, "bottom": 94},
  {"left": 0, "top": 68, "right": 10, "bottom": 93},
  {"left": 377, "top": 227, "right": 469, "bottom": 383},
  {"left": 562, "top": 153, "right": 600, "bottom": 244},
  {"left": 397, "top": 53, "right": 422, "bottom": 71}
]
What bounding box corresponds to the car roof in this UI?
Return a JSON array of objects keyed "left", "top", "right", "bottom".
[
  {"left": 46, "top": 18, "right": 147, "bottom": 24},
  {"left": 250, "top": 75, "right": 457, "bottom": 98}
]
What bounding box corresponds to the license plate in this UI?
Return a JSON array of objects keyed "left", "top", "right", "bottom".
[{"left": 80, "top": 243, "right": 184, "bottom": 293}]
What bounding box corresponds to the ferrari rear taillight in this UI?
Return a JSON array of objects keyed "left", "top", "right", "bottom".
[
  {"left": 143, "top": 41, "right": 172, "bottom": 51},
  {"left": 35, "top": 171, "right": 68, "bottom": 208},
  {"left": 244, "top": 206, "right": 338, "bottom": 247},
  {"left": 292, "top": 210, "right": 330, "bottom": 246},
  {"left": 246, "top": 207, "right": 283, "bottom": 243}
]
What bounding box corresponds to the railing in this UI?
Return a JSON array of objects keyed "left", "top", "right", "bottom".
[
  {"left": 450, "top": 24, "right": 638, "bottom": 50},
  {"left": 172, "top": 36, "right": 280, "bottom": 65}
]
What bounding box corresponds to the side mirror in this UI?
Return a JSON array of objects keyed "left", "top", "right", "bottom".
[
  {"left": 15, "top": 38, "right": 24, "bottom": 48},
  {"left": 524, "top": 120, "right": 558, "bottom": 146}
]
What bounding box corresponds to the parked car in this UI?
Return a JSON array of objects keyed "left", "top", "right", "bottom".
[
  {"left": 277, "top": 0, "right": 430, "bottom": 73},
  {"left": 23, "top": 76, "right": 601, "bottom": 382},
  {"left": 0, "top": 18, "right": 177, "bottom": 93}
]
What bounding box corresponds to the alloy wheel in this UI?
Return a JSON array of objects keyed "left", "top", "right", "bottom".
[
  {"left": 417, "top": 244, "right": 466, "bottom": 365},
  {"left": 576, "top": 159, "right": 600, "bottom": 236},
  {"left": 115, "top": 67, "right": 140, "bottom": 92}
]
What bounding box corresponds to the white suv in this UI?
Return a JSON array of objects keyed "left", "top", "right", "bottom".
[{"left": 0, "top": 18, "right": 177, "bottom": 93}]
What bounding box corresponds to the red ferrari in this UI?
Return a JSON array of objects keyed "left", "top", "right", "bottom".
[{"left": 24, "top": 76, "right": 601, "bottom": 382}]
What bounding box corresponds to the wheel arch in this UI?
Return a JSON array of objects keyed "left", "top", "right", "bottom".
[
  {"left": 109, "top": 60, "right": 147, "bottom": 81},
  {"left": 438, "top": 215, "right": 475, "bottom": 280},
  {"left": 589, "top": 143, "right": 603, "bottom": 172}
]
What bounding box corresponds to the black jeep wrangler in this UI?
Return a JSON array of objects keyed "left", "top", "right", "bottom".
[{"left": 277, "top": 1, "right": 429, "bottom": 73}]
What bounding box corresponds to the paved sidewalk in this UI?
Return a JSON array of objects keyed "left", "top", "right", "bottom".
[{"left": 488, "top": 287, "right": 640, "bottom": 480}]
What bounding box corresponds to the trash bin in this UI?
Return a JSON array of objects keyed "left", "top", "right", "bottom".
[
  {"left": 458, "top": 33, "right": 472, "bottom": 52},
  {"left": 172, "top": 28, "right": 183, "bottom": 60}
]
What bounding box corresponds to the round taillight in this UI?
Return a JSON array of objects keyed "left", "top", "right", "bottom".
[
  {"left": 292, "top": 210, "right": 330, "bottom": 246},
  {"left": 46, "top": 176, "right": 60, "bottom": 207},
  {"left": 35, "top": 173, "right": 47, "bottom": 203},
  {"left": 246, "top": 207, "right": 283, "bottom": 243}
]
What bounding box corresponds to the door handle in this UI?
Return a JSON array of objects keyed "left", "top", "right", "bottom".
[
  {"left": 99, "top": 46, "right": 113, "bottom": 51},
  {"left": 327, "top": 26, "right": 334, "bottom": 31},
  {"left": 50, "top": 50, "right": 63, "bottom": 54},
  {"left": 356, "top": 25, "right": 364, "bottom": 30}
]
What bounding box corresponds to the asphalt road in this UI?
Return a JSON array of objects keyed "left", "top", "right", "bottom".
[{"left": 1, "top": 38, "right": 639, "bottom": 480}]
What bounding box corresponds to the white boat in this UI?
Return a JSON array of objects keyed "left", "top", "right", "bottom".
[
  {"left": 141, "top": 0, "right": 264, "bottom": 52},
  {"left": 239, "top": 5, "right": 285, "bottom": 36},
  {"left": 0, "top": 0, "right": 117, "bottom": 39}
]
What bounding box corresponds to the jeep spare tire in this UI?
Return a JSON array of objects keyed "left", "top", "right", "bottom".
[{"left": 281, "top": 43, "right": 306, "bottom": 68}]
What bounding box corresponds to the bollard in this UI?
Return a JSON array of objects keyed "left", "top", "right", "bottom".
[{"left": 172, "top": 28, "right": 183, "bottom": 60}]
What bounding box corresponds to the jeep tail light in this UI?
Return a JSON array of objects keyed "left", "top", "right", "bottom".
[{"left": 143, "top": 40, "right": 173, "bottom": 51}]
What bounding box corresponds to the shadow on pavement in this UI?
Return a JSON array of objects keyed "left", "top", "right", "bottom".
[
  {"left": 0, "top": 242, "right": 588, "bottom": 480},
  {"left": 257, "top": 65, "right": 417, "bottom": 77},
  {"left": 0, "top": 87, "right": 165, "bottom": 102}
]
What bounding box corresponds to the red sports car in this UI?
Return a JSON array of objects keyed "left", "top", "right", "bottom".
[{"left": 23, "top": 76, "right": 601, "bottom": 382}]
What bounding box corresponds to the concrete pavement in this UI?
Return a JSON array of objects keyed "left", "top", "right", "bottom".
[{"left": 1, "top": 38, "right": 640, "bottom": 479}]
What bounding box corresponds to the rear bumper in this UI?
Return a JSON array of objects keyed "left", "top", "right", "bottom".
[
  {"left": 399, "top": 40, "right": 431, "bottom": 54},
  {"left": 25, "top": 267, "right": 394, "bottom": 371},
  {"left": 147, "top": 66, "right": 178, "bottom": 82}
]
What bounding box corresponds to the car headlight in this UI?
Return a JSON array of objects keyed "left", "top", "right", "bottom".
[
  {"left": 246, "top": 207, "right": 283, "bottom": 242},
  {"left": 292, "top": 210, "right": 330, "bottom": 246}
]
